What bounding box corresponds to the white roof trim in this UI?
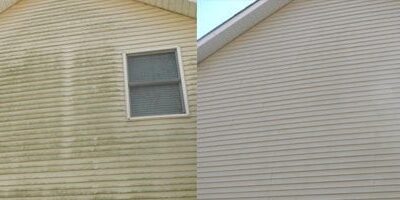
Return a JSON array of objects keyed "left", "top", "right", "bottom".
[{"left": 197, "top": 0, "right": 292, "bottom": 63}]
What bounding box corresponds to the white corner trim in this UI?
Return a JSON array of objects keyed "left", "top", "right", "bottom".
[
  {"left": 197, "top": 0, "right": 292, "bottom": 63},
  {"left": 122, "top": 46, "right": 190, "bottom": 120}
]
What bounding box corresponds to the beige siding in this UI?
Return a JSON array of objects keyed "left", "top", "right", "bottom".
[
  {"left": 137, "top": 0, "right": 196, "bottom": 18},
  {"left": 0, "top": 0, "right": 19, "bottom": 13},
  {"left": 198, "top": 0, "right": 400, "bottom": 199},
  {"left": 0, "top": 0, "right": 196, "bottom": 199}
]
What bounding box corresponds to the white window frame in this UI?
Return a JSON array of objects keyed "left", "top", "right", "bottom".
[{"left": 122, "top": 46, "right": 190, "bottom": 120}]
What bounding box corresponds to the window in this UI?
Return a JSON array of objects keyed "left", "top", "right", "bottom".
[{"left": 123, "top": 47, "right": 189, "bottom": 119}]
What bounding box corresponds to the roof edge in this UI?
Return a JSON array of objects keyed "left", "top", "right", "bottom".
[
  {"left": 0, "top": 0, "right": 20, "bottom": 15},
  {"left": 136, "top": 0, "right": 196, "bottom": 18},
  {"left": 197, "top": 0, "right": 292, "bottom": 63},
  {"left": 0, "top": 0, "right": 196, "bottom": 18}
]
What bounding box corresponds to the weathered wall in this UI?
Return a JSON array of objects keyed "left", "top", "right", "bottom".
[
  {"left": 0, "top": 0, "right": 19, "bottom": 13},
  {"left": 137, "top": 0, "right": 196, "bottom": 18},
  {"left": 198, "top": 0, "right": 400, "bottom": 199},
  {"left": 0, "top": 0, "right": 196, "bottom": 199}
]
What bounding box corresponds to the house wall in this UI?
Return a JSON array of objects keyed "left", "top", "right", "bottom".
[
  {"left": 0, "top": 0, "right": 196, "bottom": 199},
  {"left": 137, "top": 0, "right": 196, "bottom": 18},
  {"left": 0, "top": 0, "right": 19, "bottom": 13},
  {"left": 198, "top": 0, "right": 400, "bottom": 199}
]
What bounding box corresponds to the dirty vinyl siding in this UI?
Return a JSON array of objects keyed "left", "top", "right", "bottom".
[
  {"left": 0, "top": 0, "right": 196, "bottom": 199},
  {"left": 0, "top": 0, "right": 18, "bottom": 13},
  {"left": 137, "top": 0, "right": 196, "bottom": 18},
  {"left": 198, "top": 0, "right": 400, "bottom": 199}
]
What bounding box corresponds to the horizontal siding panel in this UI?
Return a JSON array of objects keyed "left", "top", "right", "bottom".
[
  {"left": 0, "top": 0, "right": 196, "bottom": 199},
  {"left": 0, "top": 0, "right": 18, "bottom": 14},
  {"left": 137, "top": 0, "right": 196, "bottom": 18},
  {"left": 198, "top": 0, "right": 400, "bottom": 199},
  {"left": 0, "top": 157, "right": 195, "bottom": 173}
]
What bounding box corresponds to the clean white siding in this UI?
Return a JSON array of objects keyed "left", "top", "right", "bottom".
[
  {"left": 0, "top": 0, "right": 196, "bottom": 199},
  {"left": 198, "top": 0, "right": 400, "bottom": 199}
]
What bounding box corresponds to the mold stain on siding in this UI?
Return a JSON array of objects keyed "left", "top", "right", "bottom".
[{"left": 0, "top": 0, "right": 196, "bottom": 199}]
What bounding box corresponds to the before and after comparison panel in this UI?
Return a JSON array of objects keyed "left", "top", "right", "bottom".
[{"left": 1, "top": 0, "right": 400, "bottom": 199}]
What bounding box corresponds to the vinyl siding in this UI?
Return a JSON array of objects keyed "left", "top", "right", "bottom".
[
  {"left": 0, "top": 0, "right": 19, "bottom": 13},
  {"left": 0, "top": 0, "right": 196, "bottom": 199},
  {"left": 137, "top": 0, "right": 196, "bottom": 18},
  {"left": 198, "top": 0, "right": 400, "bottom": 199}
]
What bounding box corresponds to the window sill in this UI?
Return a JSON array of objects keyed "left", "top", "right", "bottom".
[{"left": 127, "top": 113, "right": 190, "bottom": 121}]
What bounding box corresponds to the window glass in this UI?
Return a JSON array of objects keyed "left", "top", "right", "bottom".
[
  {"left": 126, "top": 49, "right": 186, "bottom": 117},
  {"left": 128, "top": 52, "right": 179, "bottom": 82}
]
